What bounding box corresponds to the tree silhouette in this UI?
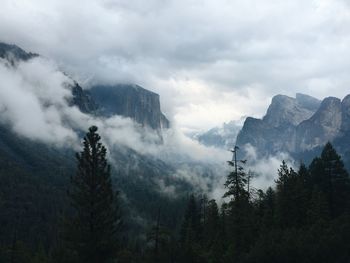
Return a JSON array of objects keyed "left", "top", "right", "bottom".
[{"left": 66, "top": 126, "right": 121, "bottom": 263}]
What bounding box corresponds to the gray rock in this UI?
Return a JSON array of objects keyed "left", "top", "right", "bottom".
[
  {"left": 237, "top": 94, "right": 320, "bottom": 156},
  {"left": 296, "top": 97, "right": 342, "bottom": 151},
  {"left": 0, "top": 42, "right": 38, "bottom": 62},
  {"left": 0, "top": 42, "right": 97, "bottom": 115},
  {"left": 195, "top": 120, "right": 241, "bottom": 148},
  {"left": 236, "top": 93, "right": 350, "bottom": 165},
  {"left": 263, "top": 94, "right": 318, "bottom": 127},
  {"left": 90, "top": 84, "right": 170, "bottom": 130}
]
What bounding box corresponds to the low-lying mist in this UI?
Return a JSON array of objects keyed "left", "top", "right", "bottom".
[{"left": 0, "top": 55, "right": 291, "bottom": 200}]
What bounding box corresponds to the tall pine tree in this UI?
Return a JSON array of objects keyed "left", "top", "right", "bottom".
[{"left": 66, "top": 126, "right": 121, "bottom": 263}]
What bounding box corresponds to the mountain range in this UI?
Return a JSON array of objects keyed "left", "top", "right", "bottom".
[{"left": 197, "top": 92, "right": 350, "bottom": 167}]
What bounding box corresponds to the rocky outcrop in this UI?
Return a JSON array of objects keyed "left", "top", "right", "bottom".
[
  {"left": 0, "top": 42, "right": 170, "bottom": 130},
  {"left": 236, "top": 94, "right": 321, "bottom": 156},
  {"left": 262, "top": 94, "right": 320, "bottom": 127},
  {"left": 195, "top": 120, "right": 242, "bottom": 148},
  {"left": 0, "top": 42, "right": 98, "bottom": 114},
  {"left": 236, "top": 93, "right": 350, "bottom": 161},
  {"left": 90, "top": 84, "right": 170, "bottom": 130},
  {"left": 0, "top": 42, "right": 38, "bottom": 62},
  {"left": 296, "top": 97, "right": 342, "bottom": 151},
  {"left": 70, "top": 82, "right": 98, "bottom": 114}
]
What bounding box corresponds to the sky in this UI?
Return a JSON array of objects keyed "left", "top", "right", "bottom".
[{"left": 1, "top": 0, "right": 350, "bottom": 132}]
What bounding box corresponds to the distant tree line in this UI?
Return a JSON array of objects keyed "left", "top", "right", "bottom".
[{"left": 1, "top": 126, "right": 350, "bottom": 262}]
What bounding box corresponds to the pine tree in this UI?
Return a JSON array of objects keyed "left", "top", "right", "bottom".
[
  {"left": 223, "top": 147, "right": 251, "bottom": 260},
  {"left": 275, "top": 161, "right": 306, "bottom": 227},
  {"left": 66, "top": 126, "right": 121, "bottom": 263},
  {"left": 180, "top": 194, "right": 202, "bottom": 263},
  {"left": 223, "top": 148, "right": 248, "bottom": 203},
  {"left": 260, "top": 187, "right": 276, "bottom": 229},
  {"left": 309, "top": 143, "right": 350, "bottom": 218},
  {"left": 320, "top": 142, "right": 350, "bottom": 217}
]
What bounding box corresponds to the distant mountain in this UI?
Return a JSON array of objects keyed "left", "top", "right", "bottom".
[
  {"left": 236, "top": 93, "right": 350, "bottom": 166},
  {"left": 194, "top": 120, "right": 242, "bottom": 149},
  {"left": 90, "top": 84, "right": 169, "bottom": 130}
]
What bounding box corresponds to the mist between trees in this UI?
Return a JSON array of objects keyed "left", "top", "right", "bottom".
[{"left": 1, "top": 125, "right": 350, "bottom": 263}]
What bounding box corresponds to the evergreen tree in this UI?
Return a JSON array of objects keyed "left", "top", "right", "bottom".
[
  {"left": 260, "top": 187, "right": 276, "bottom": 229},
  {"left": 309, "top": 142, "right": 350, "bottom": 218},
  {"left": 180, "top": 194, "right": 202, "bottom": 263},
  {"left": 275, "top": 161, "right": 307, "bottom": 228},
  {"left": 203, "top": 199, "right": 222, "bottom": 262},
  {"left": 66, "top": 126, "right": 121, "bottom": 263},
  {"left": 146, "top": 208, "right": 172, "bottom": 263},
  {"left": 223, "top": 147, "right": 252, "bottom": 260},
  {"left": 223, "top": 148, "right": 248, "bottom": 203}
]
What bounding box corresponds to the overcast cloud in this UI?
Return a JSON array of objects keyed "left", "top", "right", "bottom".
[{"left": 1, "top": 0, "right": 350, "bottom": 132}]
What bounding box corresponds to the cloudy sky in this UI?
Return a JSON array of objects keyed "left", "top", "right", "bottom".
[{"left": 1, "top": 0, "right": 350, "bottom": 132}]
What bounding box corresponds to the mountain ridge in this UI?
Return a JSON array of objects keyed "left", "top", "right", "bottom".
[
  {"left": 0, "top": 42, "right": 169, "bottom": 131},
  {"left": 236, "top": 93, "right": 350, "bottom": 166}
]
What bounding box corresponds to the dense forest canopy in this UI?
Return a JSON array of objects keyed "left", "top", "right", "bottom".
[{"left": 1, "top": 126, "right": 350, "bottom": 262}]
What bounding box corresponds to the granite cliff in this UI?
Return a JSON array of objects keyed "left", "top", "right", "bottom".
[
  {"left": 90, "top": 84, "right": 169, "bottom": 130},
  {"left": 0, "top": 42, "right": 169, "bottom": 131},
  {"left": 236, "top": 93, "right": 350, "bottom": 165}
]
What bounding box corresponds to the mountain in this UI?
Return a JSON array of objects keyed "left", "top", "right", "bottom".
[
  {"left": 90, "top": 84, "right": 169, "bottom": 130},
  {"left": 0, "top": 42, "right": 192, "bottom": 248},
  {"left": 69, "top": 82, "right": 99, "bottom": 114},
  {"left": 296, "top": 97, "right": 342, "bottom": 152},
  {"left": 236, "top": 93, "right": 350, "bottom": 166},
  {"left": 0, "top": 42, "right": 169, "bottom": 131},
  {"left": 236, "top": 94, "right": 321, "bottom": 156},
  {"left": 194, "top": 120, "right": 242, "bottom": 148},
  {"left": 262, "top": 93, "right": 320, "bottom": 127},
  {"left": 0, "top": 42, "right": 38, "bottom": 62}
]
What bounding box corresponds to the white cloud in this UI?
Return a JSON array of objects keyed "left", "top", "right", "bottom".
[
  {"left": 0, "top": 57, "right": 78, "bottom": 145},
  {"left": 0, "top": 56, "right": 231, "bottom": 195},
  {"left": 1, "top": 0, "right": 350, "bottom": 131}
]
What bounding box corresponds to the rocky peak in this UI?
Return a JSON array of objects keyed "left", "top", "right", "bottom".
[
  {"left": 236, "top": 93, "right": 347, "bottom": 158},
  {"left": 296, "top": 93, "right": 321, "bottom": 111},
  {"left": 308, "top": 97, "right": 342, "bottom": 127},
  {"left": 0, "top": 42, "right": 97, "bottom": 114},
  {"left": 296, "top": 97, "right": 342, "bottom": 151},
  {"left": 0, "top": 42, "right": 38, "bottom": 63},
  {"left": 263, "top": 94, "right": 317, "bottom": 127},
  {"left": 89, "top": 84, "right": 170, "bottom": 130},
  {"left": 70, "top": 82, "right": 98, "bottom": 114},
  {"left": 341, "top": 95, "right": 350, "bottom": 132},
  {"left": 195, "top": 120, "right": 242, "bottom": 148}
]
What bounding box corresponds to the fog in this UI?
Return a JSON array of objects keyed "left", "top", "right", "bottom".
[{"left": 0, "top": 54, "right": 295, "bottom": 201}]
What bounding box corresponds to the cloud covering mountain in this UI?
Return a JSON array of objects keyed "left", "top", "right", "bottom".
[{"left": 2, "top": 0, "right": 350, "bottom": 132}]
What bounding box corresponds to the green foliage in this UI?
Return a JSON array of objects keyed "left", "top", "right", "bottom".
[
  {"left": 64, "top": 126, "right": 122, "bottom": 263},
  {"left": 176, "top": 143, "right": 350, "bottom": 263},
  {"left": 1, "top": 125, "right": 350, "bottom": 263}
]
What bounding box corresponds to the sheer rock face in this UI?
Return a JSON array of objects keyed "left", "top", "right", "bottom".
[
  {"left": 70, "top": 82, "right": 98, "bottom": 114},
  {"left": 197, "top": 94, "right": 322, "bottom": 151},
  {"left": 90, "top": 84, "right": 170, "bottom": 130},
  {"left": 237, "top": 94, "right": 321, "bottom": 156},
  {"left": 296, "top": 97, "right": 342, "bottom": 151},
  {"left": 263, "top": 94, "right": 319, "bottom": 127},
  {"left": 237, "top": 93, "right": 350, "bottom": 160},
  {"left": 0, "top": 42, "right": 169, "bottom": 131},
  {"left": 341, "top": 95, "right": 350, "bottom": 132}
]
